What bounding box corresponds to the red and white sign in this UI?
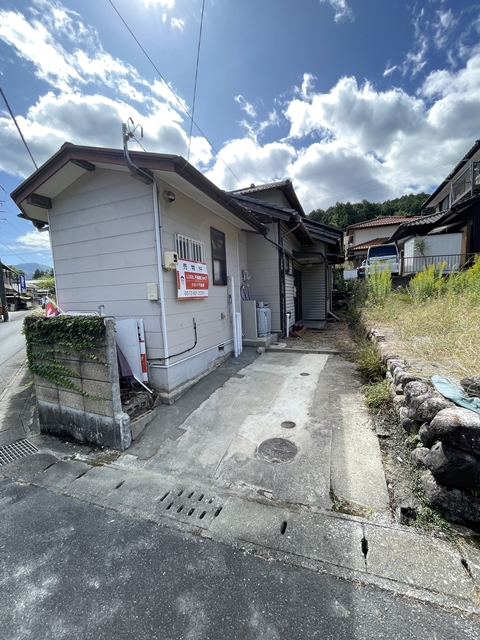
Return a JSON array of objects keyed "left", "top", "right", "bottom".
[
  {"left": 176, "top": 260, "right": 209, "bottom": 300},
  {"left": 45, "top": 298, "right": 61, "bottom": 317}
]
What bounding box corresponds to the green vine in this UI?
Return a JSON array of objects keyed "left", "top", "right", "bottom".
[{"left": 23, "top": 315, "right": 107, "bottom": 397}]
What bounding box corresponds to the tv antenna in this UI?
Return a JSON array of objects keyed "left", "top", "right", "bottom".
[{"left": 123, "top": 117, "right": 146, "bottom": 151}]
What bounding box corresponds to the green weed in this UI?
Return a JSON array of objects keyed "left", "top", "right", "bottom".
[
  {"left": 365, "top": 262, "right": 392, "bottom": 307},
  {"left": 408, "top": 262, "right": 446, "bottom": 301},
  {"left": 363, "top": 379, "right": 392, "bottom": 412},
  {"left": 354, "top": 341, "right": 386, "bottom": 383}
]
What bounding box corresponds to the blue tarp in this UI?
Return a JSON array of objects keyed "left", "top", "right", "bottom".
[{"left": 431, "top": 375, "right": 480, "bottom": 415}]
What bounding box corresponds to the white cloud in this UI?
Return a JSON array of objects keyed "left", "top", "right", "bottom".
[
  {"left": 0, "top": 91, "right": 205, "bottom": 178},
  {"left": 319, "top": 0, "right": 353, "bottom": 23},
  {"left": 434, "top": 9, "right": 457, "bottom": 49},
  {"left": 1, "top": 0, "right": 479, "bottom": 219},
  {"left": 17, "top": 231, "right": 52, "bottom": 254},
  {"left": 171, "top": 18, "right": 185, "bottom": 30},
  {"left": 0, "top": 9, "right": 82, "bottom": 92},
  {"left": 0, "top": 2, "right": 202, "bottom": 179},
  {"left": 208, "top": 50, "right": 480, "bottom": 210},
  {"left": 383, "top": 64, "right": 398, "bottom": 78},
  {"left": 142, "top": 0, "right": 175, "bottom": 7},
  {"left": 205, "top": 138, "right": 297, "bottom": 192},
  {"left": 235, "top": 95, "right": 257, "bottom": 119}
]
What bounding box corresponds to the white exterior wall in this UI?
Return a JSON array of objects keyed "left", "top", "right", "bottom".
[
  {"left": 245, "top": 224, "right": 281, "bottom": 331},
  {"left": 49, "top": 168, "right": 162, "bottom": 341},
  {"left": 156, "top": 177, "right": 242, "bottom": 359},
  {"left": 403, "top": 233, "right": 463, "bottom": 272},
  {"left": 48, "top": 168, "right": 248, "bottom": 395},
  {"left": 353, "top": 225, "right": 399, "bottom": 245}
]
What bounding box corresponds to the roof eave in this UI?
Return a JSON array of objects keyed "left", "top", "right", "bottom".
[
  {"left": 10, "top": 143, "right": 266, "bottom": 234},
  {"left": 422, "top": 139, "right": 480, "bottom": 208}
]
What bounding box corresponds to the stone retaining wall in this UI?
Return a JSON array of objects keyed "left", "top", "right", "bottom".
[
  {"left": 380, "top": 351, "right": 480, "bottom": 528},
  {"left": 34, "top": 317, "right": 132, "bottom": 451}
]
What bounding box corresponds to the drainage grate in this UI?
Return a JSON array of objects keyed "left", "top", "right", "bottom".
[
  {"left": 0, "top": 440, "right": 38, "bottom": 466},
  {"left": 158, "top": 488, "right": 223, "bottom": 523}
]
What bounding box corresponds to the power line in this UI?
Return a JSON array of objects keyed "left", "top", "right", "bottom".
[
  {"left": 188, "top": 0, "right": 206, "bottom": 162},
  {"left": 0, "top": 239, "right": 49, "bottom": 264},
  {"left": 0, "top": 87, "right": 38, "bottom": 170},
  {"left": 107, "top": 0, "right": 244, "bottom": 186}
]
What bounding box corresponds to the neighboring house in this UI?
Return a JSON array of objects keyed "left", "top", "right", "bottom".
[
  {"left": 11, "top": 143, "right": 343, "bottom": 401},
  {"left": 389, "top": 139, "right": 480, "bottom": 274},
  {"left": 230, "top": 181, "right": 344, "bottom": 331},
  {"left": 0, "top": 263, "right": 31, "bottom": 310},
  {"left": 345, "top": 216, "right": 420, "bottom": 265},
  {"left": 26, "top": 280, "right": 48, "bottom": 303}
]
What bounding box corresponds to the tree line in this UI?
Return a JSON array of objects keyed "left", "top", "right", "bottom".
[{"left": 308, "top": 193, "right": 433, "bottom": 230}]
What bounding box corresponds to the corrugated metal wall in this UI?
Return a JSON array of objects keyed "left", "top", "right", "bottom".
[
  {"left": 301, "top": 263, "right": 326, "bottom": 320},
  {"left": 281, "top": 224, "right": 300, "bottom": 330}
]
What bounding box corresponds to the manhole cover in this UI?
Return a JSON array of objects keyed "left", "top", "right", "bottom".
[
  {"left": 258, "top": 438, "right": 298, "bottom": 463},
  {"left": 281, "top": 421, "right": 296, "bottom": 429},
  {"left": 300, "top": 372, "right": 310, "bottom": 376}
]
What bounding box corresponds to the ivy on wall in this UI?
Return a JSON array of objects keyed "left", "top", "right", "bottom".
[{"left": 23, "top": 315, "right": 107, "bottom": 396}]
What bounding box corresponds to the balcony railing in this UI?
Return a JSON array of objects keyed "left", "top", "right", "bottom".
[
  {"left": 474, "top": 162, "right": 480, "bottom": 191},
  {"left": 452, "top": 166, "right": 472, "bottom": 203},
  {"left": 401, "top": 252, "right": 478, "bottom": 275}
]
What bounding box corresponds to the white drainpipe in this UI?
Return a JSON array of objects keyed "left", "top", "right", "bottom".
[
  {"left": 228, "top": 275, "right": 240, "bottom": 357},
  {"left": 152, "top": 182, "right": 169, "bottom": 361}
]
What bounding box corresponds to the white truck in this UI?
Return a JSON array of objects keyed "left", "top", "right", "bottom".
[{"left": 365, "top": 244, "right": 399, "bottom": 276}]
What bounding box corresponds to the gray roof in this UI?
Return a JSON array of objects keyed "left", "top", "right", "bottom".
[
  {"left": 229, "top": 191, "right": 343, "bottom": 251},
  {"left": 388, "top": 212, "right": 446, "bottom": 243},
  {"left": 232, "top": 179, "right": 306, "bottom": 217}
]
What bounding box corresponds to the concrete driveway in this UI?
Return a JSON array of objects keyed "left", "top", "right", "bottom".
[{"left": 123, "top": 348, "right": 390, "bottom": 518}]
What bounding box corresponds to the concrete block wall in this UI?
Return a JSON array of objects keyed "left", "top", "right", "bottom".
[{"left": 33, "top": 317, "right": 132, "bottom": 450}]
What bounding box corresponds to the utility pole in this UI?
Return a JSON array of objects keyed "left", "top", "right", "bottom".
[
  {"left": 0, "top": 261, "right": 9, "bottom": 322},
  {"left": 0, "top": 189, "right": 9, "bottom": 320}
]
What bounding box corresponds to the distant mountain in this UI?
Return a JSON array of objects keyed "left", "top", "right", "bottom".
[{"left": 10, "top": 263, "right": 53, "bottom": 279}]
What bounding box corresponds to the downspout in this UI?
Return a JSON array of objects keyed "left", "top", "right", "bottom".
[
  {"left": 152, "top": 183, "right": 169, "bottom": 362},
  {"left": 293, "top": 212, "right": 314, "bottom": 245},
  {"left": 282, "top": 222, "right": 300, "bottom": 239}
]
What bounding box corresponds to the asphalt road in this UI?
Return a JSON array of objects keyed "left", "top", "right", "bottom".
[
  {"left": 0, "top": 479, "right": 478, "bottom": 640},
  {"left": 0, "top": 309, "right": 31, "bottom": 396}
]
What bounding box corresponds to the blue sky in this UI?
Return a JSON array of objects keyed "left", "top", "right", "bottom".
[{"left": 0, "top": 0, "right": 479, "bottom": 266}]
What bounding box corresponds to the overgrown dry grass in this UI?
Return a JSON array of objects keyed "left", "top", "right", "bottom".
[{"left": 362, "top": 280, "right": 480, "bottom": 379}]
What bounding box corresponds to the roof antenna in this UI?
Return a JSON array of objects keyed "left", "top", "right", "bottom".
[{"left": 122, "top": 118, "right": 153, "bottom": 185}]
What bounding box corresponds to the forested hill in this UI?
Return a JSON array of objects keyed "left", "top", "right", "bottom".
[{"left": 308, "top": 193, "right": 432, "bottom": 230}]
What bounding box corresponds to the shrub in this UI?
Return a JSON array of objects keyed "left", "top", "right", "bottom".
[
  {"left": 365, "top": 263, "right": 391, "bottom": 307},
  {"left": 408, "top": 262, "right": 445, "bottom": 301}
]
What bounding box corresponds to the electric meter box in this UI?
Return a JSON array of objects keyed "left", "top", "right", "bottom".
[
  {"left": 147, "top": 282, "right": 159, "bottom": 300},
  {"left": 164, "top": 251, "right": 179, "bottom": 270}
]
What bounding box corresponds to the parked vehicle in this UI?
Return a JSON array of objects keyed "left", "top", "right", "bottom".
[
  {"left": 365, "top": 244, "right": 399, "bottom": 276},
  {"left": 357, "top": 261, "right": 366, "bottom": 279}
]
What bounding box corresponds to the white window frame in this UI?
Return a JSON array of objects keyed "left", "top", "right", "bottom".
[{"left": 175, "top": 233, "right": 205, "bottom": 262}]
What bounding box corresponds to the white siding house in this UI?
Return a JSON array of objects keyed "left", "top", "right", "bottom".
[{"left": 12, "top": 144, "right": 343, "bottom": 401}]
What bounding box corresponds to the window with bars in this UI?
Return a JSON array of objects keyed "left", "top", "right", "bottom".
[{"left": 175, "top": 233, "right": 205, "bottom": 262}]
